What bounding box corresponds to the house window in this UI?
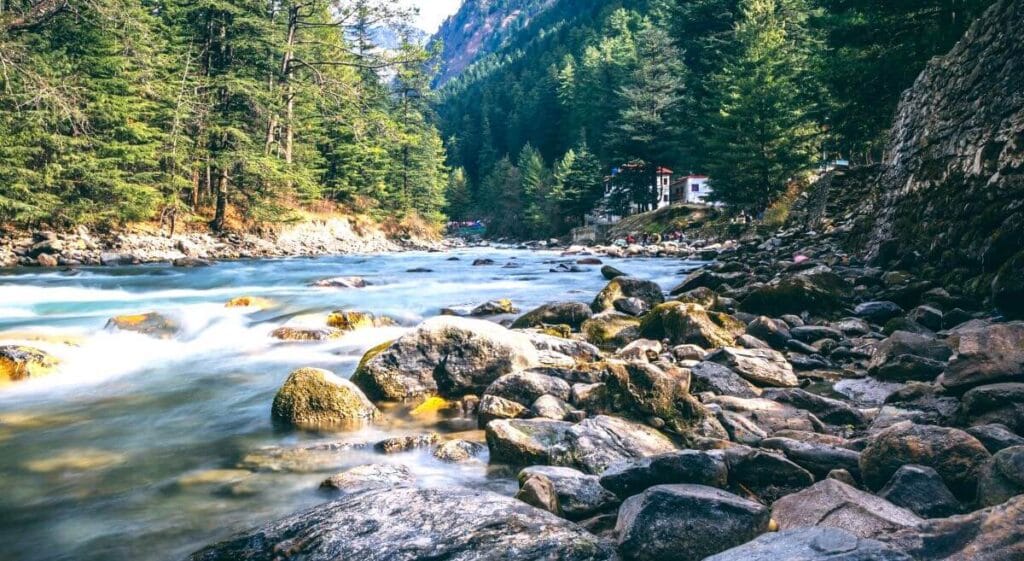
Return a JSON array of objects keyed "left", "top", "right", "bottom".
[
  {"left": 663, "top": 194, "right": 669, "bottom": 202},
  {"left": 691, "top": 183, "right": 700, "bottom": 192}
]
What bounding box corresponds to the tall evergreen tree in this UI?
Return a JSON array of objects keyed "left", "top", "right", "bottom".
[{"left": 704, "top": 0, "right": 822, "bottom": 211}]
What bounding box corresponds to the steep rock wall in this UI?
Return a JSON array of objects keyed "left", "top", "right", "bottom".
[{"left": 869, "top": 0, "right": 1023, "bottom": 305}]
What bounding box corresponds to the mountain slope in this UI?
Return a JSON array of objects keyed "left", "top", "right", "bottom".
[{"left": 431, "top": 0, "right": 557, "bottom": 85}]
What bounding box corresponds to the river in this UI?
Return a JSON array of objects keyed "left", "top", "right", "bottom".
[{"left": 0, "top": 248, "right": 699, "bottom": 561}]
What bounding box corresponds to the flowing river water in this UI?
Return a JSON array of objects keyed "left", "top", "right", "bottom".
[{"left": 0, "top": 248, "right": 701, "bottom": 561}]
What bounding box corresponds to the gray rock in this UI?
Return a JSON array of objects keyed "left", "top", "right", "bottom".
[
  {"left": 879, "top": 465, "right": 960, "bottom": 518},
  {"left": 690, "top": 361, "right": 760, "bottom": 398},
  {"left": 791, "top": 325, "right": 844, "bottom": 342},
  {"left": 613, "top": 297, "right": 648, "bottom": 316},
  {"left": 511, "top": 302, "right": 594, "bottom": 330},
  {"left": 705, "top": 528, "right": 913, "bottom": 561},
  {"left": 942, "top": 321, "right": 1024, "bottom": 392},
  {"left": 762, "top": 387, "right": 868, "bottom": 427},
  {"left": 976, "top": 445, "right": 1024, "bottom": 507},
  {"left": 531, "top": 394, "right": 573, "bottom": 420},
  {"left": 773, "top": 479, "right": 922, "bottom": 538},
  {"left": 723, "top": 446, "right": 815, "bottom": 502},
  {"left": 868, "top": 331, "right": 952, "bottom": 382},
  {"left": 616, "top": 484, "right": 770, "bottom": 561},
  {"left": 485, "top": 418, "right": 572, "bottom": 466},
  {"left": 432, "top": 439, "right": 486, "bottom": 463},
  {"left": 855, "top": 301, "right": 905, "bottom": 323},
  {"left": 188, "top": 486, "right": 618, "bottom": 561},
  {"left": 746, "top": 316, "right": 792, "bottom": 349},
  {"left": 478, "top": 394, "right": 528, "bottom": 425},
  {"left": 599, "top": 449, "right": 728, "bottom": 498},
  {"left": 966, "top": 423, "right": 1024, "bottom": 453},
  {"left": 319, "top": 464, "right": 413, "bottom": 493},
  {"left": 518, "top": 466, "right": 620, "bottom": 521},
  {"left": 960, "top": 383, "right": 1024, "bottom": 435},
  {"left": 270, "top": 368, "right": 379, "bottom": 429},
  {"left": 707, "top": 347, "right": 799, "bottom": 388},
  {"left": 882, "top": 495, "right": 1024, "bottom": 561},
  {"left": 549, "top": 415, "right": 678, "bottom": 475},
  {"left": 485, "top": 370, "right": 572, "bottom": 406},
  {"left": 760, "top": 437, "right": 862, "bottom": 479},
  {"left": 351, "top": 316, "right": 540, "bottom": 401}
]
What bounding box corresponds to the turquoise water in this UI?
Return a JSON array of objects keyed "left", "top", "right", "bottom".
[{"left": 0, "top": 248, "right": 698, "bottom": 561}]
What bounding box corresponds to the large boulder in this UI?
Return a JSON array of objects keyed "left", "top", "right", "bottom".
[
  {"left": 599, "top": 450, "right": 729, "bottom": 498},
  {"left": 517, "top": 466, "right": 620, "bottom": 521},
  {"left": 761, "top": 388, "right": 868, "bottom": 427},
  {"left": 549, "top": 415, "right": 678, "bottom": 475},
  {"left": 592, "top": 277, "right": 665, "bottom": 313},
  {"left": 616, "top": 484, "right": 770, "bottom": 561},
  {"left": 271, "top": 368, "right": 380, "bottom": 429},
  {"left": 746, "top": 316, "right": 792, "bottom": 349},
  {"left": 868, "top": 331, "right": 952, "bottom": 382},
  {"left": 670, "top": 269, "right": 748, "bottom": 294},
  {"left": 740, "top": 274, "right": 847, "bottom": 317},
  {"left": 960, "top": 383, "right": 1024, "bottom": 434},
  {"left": 705, "top": 528, "right": 913, "bottom": 561},
  {"left": 942, "top": 322, "right": 1024, "bottom": 392},
  {"left": 722, "top": 446, "right": 815, "bottom": 501},
  {"left": 604, "top": 361, "right": 715, "bottom": 436},
  {"left": 512, "top": 302, "right": 594, "bottom": 330},
  {"left": 883, "top": 495, "right": 1024, "bottom": 561},
  {"left": 760, "top": 437, "right": 862, "bottom": 479},
  {"left": 639, "top": 303, "right": 745, "bottom": 348},
  {"left": 187, "top": 486, "right": 617, "bottom": 561},
  {"left": 351, "top": 316, "right": 540, "bottom": 401},
  {"left": 707, "top": 347, "right": 799, "bottom": 388},
  {"left": 0, "top": 345, "right": 60, "bottom": 384},
  {"left": 859, "top": 421, "right": 991, "bottom": 501},
  {"left": 690, "top": 361, "right": 760, "bottom": 398},
  {"left": 772, "top": 479, "right": 923, "bottom": 538},
  {"left": 879, "top": 465, "right": 961, "bottom": 518},
  {"left": 976, "top": 446, "right": 1024, "bottom": 507},
  {"left": 485, "top": 370, "right": 572, "bottom": 406}
]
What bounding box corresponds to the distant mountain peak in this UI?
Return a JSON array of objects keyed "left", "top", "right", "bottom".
[{"left": 430, "top": 0, "right": 557, "bottom": 86}]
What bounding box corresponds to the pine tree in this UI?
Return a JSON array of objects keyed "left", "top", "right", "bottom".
[
  {"left": 704, "top": 0, "right": 822, "bottom": 211},
  {"left": 556, "top": 141, "right": 604, "bottom": 228}
]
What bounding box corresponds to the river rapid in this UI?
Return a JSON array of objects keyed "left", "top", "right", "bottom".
[{"left": 0, "top": 248, "right": 700, "bottom": 561}]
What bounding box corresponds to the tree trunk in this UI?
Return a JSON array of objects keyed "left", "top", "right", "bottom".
[
  {"left": 191, "top": 166, "right": 200, "bottom": 210},
  {"left": 213, "top": 168, "right": 228, "bottom": 231}
]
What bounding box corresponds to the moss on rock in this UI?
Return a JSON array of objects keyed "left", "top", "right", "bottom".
[{"left": 271, "top": 367, "right": 380, "bottom": 429}]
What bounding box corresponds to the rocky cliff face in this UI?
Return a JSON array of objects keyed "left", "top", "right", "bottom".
[
  {"left": 870, "top": 0, "right": 1024, "bottom": 313},
  {"left": 791, "top": 0, "right": 1023, "bottom": 317}
]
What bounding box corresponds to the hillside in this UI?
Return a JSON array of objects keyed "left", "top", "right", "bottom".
[{"left": 430, "top": 0, "right": 558, "bottom": 86}]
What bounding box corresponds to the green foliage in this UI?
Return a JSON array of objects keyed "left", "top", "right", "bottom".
[
  {"left": 0, "top": 0, "right": 449, "bottom": 230},
  {"left": 704, "top": 0, "right": 823, "bottom": 210}
]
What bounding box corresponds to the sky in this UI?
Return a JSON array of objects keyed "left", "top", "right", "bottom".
[{"left": 405, "top": 0, "right": 463, "bottom": 32}]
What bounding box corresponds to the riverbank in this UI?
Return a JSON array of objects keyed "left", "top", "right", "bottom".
[{"left": 0, "top": 215, "right": 449, "bottom": 268}]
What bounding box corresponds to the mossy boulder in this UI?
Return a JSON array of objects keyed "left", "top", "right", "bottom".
[
  {"left": 640, "top": 302, "right": 745, "bottom": 348},
  {"left": 271, "top": 367, "right": 380, "bottom": 429},
  {"left": 0, "top": 345, "right": 60, "bottom": 384},
  {"left": 105, "top": 312, "right": 180, "bottom": 338},
  {"left": 326, "top": 310, "right": 394, "bottom": 331},
  {"left": 592, "top": 277, "right": 665, "bottom": 313},
  {"left": 582, "top": 312, "right": 641, "bottom": 349}
]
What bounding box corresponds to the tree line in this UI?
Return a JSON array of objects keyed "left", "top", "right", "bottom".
[
  {"left": 437, "top": 0, "right": 991, "bottom": 236},
  {"left": 0, "top": 0, "right": 448, "bottom": 231}
]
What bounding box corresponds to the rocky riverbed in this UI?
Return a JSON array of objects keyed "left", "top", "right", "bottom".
[{"left": 176, "top": 233, "right": 1021, "bottom": 560}]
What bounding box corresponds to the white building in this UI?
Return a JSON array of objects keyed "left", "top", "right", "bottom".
[{"left": 672, "top": 175, "right": 715, "bottom": 204}]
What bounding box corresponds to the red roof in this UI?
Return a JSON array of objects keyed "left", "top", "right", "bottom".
[{"left": 617, "top": 164, "right": 673, "bottom": 175}]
